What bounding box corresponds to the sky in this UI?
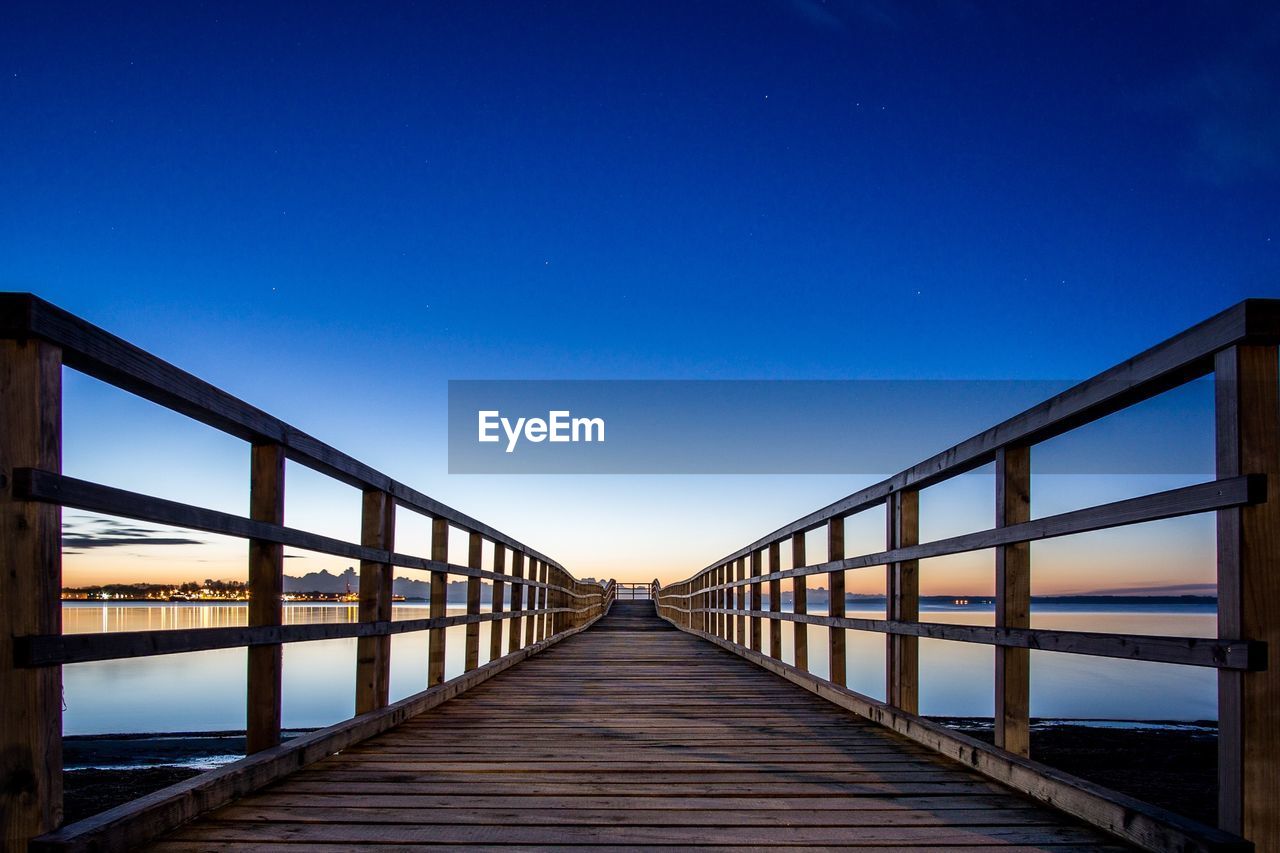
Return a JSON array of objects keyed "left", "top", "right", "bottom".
[{"left": 2, "top": 1, "right": 1277, "bottom": 594}]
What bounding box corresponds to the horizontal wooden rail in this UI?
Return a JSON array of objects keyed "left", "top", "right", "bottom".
[
  {"left": 0, "top": 293, "right": 568, "bottom": 572},
  {"left": 1, "top": 293, "right": 615, "bottom": 853},
  {"left": 656, "top": 300, "right": 1280, "bottom": 850},
  {"left": 16, "top": 608, "right": 573, "bottom": 667},
  {"left": 659, "top": 618, "right": 1248, "bottom": 853},
  {"left": 691, "top": 299, "right": 1280, "bottom": 574},
  {"left": 692, "top": 608, "right": 1262, "bottom": 669},
  {"left": 13, "top": 469, "right": 596, "bottom": 596},
  {"left": 30, "top": 610, "right": 610, "bottom": 853},
  {"left": 683, "top": 476, "right": 1262, "bottom": 592}
]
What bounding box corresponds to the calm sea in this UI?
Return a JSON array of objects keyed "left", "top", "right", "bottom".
[{"left": 61, "top": 601, "right": 1217, "bottom": 736}]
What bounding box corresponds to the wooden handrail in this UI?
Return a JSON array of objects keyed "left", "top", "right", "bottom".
[
  {"left": 656, "top": 298, "right": 1280, "bottom": 853},
  {"left": 0, "top": 293, "right": 613, "bottom": 853}
]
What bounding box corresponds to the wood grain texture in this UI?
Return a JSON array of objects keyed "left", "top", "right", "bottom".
[
  {"left": 489, "top": 544, "right": 506, "bottom": 663},
  {"left": 995, "top": 446, "right": 1031, "bottom": 757},
  {"left": 749, "top": 549, "right": 762, "bottom": 651},
  {"left": 247, "top": 443, "right": 286, "bottom": 754},
  {"left": 1215, "top": 344, "right": 1280, "bottom": 847},
  {"left": 142, "top": 603, "right": 1128, "bottom": 853},
  {"left": 792, "top": 532, "right": 808, "bottom": 671},
  {"left": 507, "top": 551, "right": 524, "bottom": 655},
  {"left": 355, "top": 488, "right": 395, "bottom": 715},
  {"left": 664, "top": 618, "right": 1247, "bottom": 853},
  {"left": 0, "top": 339, "right": 62, "bottom": 852},
  {"left": 427, "top": 518, "right": 448, "bottom": 686},
  {"left": 828, "top": 516, "right": 846, "bottom": 687},
  {"left": 887, "top": 489, "right": 919, "bottom": 714},
  {"left": 464, "top": 532, "right": 483, "bottom": 670},
  {"left": 768, "top": 541, "right": 782, "bottom": 659}
]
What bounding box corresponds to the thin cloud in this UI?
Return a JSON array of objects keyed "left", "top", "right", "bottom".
[{"left": 62, "top": 516, "right": 205, "bottom": 550}]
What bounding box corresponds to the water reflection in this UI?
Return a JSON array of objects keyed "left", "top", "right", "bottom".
[
  {"left": 63, "top": 602, "right": 510, "bottom": 735},
  {"left": 62, "top": 602, "right": 1216, "bottom": 735}
]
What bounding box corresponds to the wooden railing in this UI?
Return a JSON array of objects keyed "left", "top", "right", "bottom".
[
  {"left": 616, "top": 581, "right": 658, "bottom": 600},
  {"left": 0, "top": 293, "right": 616, "bottom": 853},
  {"left": 656, "top": 298, "right": 1280, "bottom": 853}
]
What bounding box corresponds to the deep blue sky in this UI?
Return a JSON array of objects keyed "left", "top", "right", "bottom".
[{"left": 2, "top": 1, "right": 1276, "bottom": 586}]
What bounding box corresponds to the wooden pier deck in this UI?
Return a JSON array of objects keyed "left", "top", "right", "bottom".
[{"left": 147, "top": 603, "right": 1125, "bottom": 851}]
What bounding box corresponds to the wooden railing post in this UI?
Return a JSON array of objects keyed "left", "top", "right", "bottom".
[
  {"left": 355, "top": 488, "right": 395, "bottom": 714},
  {"left": 792, "top": 532, "right": 808, "bottom": 671},
  {"left": 0, "top": 338, "right": 63, "bottom": 850},
  {"left": 734, "top": 558, "right": 745, "bottom": 644},
  {"left": 887, "top": 489, "right": 919, "bottom": 713},
  {"left": 537, "top": 561, "right": 549, "bottom": 641},
  {"left": 768, "top": 542, "right": 782, "bottom": 659},
  {"left": 489, "top": 544, "right": 506, "bottom": 663},
  {"left": 247, "top": 442, "right": 285, "bottom": 754},
  {"left": 525, "top": 560, "right": 539, "bottom": 646},
  {"left": 717, "top": 565, "right": 726, "bottom": 639},
  {"left": 994, "top": 449, "right": 1030, "bottom": 755},
  {"left": 749, "top": 550, "right": 762, "bottom": 651},
  {"left": 1215, "top": 344, "right": 1280, "bottom": 845},
  {"left": 427, "top": 518, "right": 448, "bottom": 685},
  {"left": 464, "top": 532, "right": 482, "bottom": 670},
  {"left": 828, "top": 517, "right": 846, "bottom": 687},
  {"left": 508, "top": 551, "right": 524, "bottom": 655}
]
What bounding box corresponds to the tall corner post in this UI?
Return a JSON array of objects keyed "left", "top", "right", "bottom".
[
  {"left": 0, "top": 337, "right": 63, "bottom": 851},
  {"left": 1215, "top": 344, "right": 1280, "bottom": 845}
]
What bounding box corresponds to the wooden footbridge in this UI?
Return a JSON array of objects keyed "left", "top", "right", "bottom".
[{"left": 2, "top": 294, "right": 1278, "bottom": 852}]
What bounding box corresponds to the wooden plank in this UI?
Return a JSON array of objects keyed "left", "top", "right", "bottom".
[
  {"left": 792, "top": 532, "right": 807, "bottom": 670},
  {"left": 1215, "top": 344, "right": 1280, "bottom": 847},
  {"left": 828, "top": 516, "right": 846, "bottom": 687},
  {"left": 768, "top": 542, "right": 781, "bottom": 658},
  {"left": 428, "top": 518, "right": 448, "bottom": 686},
  {"left": 886, "top": 489, "right": 918, "bottom": 713},
  {"left": 355, "top": 488, "right": 395, "bottom": 715},
  {"left": 488, "top": 543, "right": 506, "bottom": 663},
  {"left": 668, "top": 620, "right": 1249, "bottom": 853},
  {"left": 133, "top": 603, "right": 1138, "bottom": 853},
  {"left": 33, "top": 615, "right": 606, "bottom": 853},
  {"left": 507, "top": 551, "right": 524, "bottom": 655},
  {"left": 995, "top": 446, "right": 1030, "bottom": 756},
  {"left": 0, "top": 338, "right": 63, "bottom": 851}
]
